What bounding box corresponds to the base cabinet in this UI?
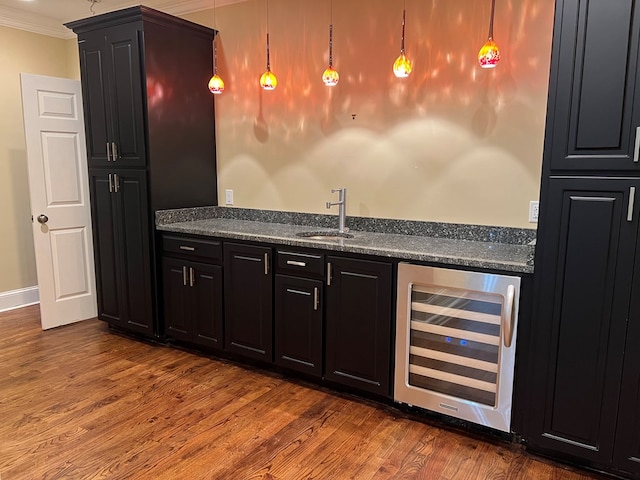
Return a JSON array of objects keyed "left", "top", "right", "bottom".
[
  {"left": 161, "top": 234, "right": 224, "bottom": 349},
  {"left": 224, "top": 243, "right": 273, "bottom": 362},
  {"left": 162, "top": 258, "right": 223, "bottom": 349},
  {"left": 324, "top": 256, "right": 393, "bottom": 397}
]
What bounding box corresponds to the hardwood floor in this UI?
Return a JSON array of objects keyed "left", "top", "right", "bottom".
[{"left": 0, "top": 305, "right": 605, "bottom": 480}]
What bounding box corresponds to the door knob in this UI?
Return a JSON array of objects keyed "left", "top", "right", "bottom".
[{"left": 37, "top": 214, "right": 49, "bottom": 224}]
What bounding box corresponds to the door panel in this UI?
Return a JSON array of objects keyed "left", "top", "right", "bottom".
[
  {"left": 224, "top": 243, "right": 272, "bottom": 361},
  {"left": 21, "top": 73, "right": 97, "bottom": 329},
  {"left": 274, "top": 274, "right": 322, "bottom": 377},
  {"left": 78, "top": 32, "right": 111, "bottom": 167},
  {"left": 107, "top": 24, "right": 146, "bottom": 167},
  {"left": 548, "top": 0, "right": 640, "bottom": 171},
  {"left": 325, "top": 256, "right": 392, "bottom": 397},
  {"left": 89, "top": 171, "right": 120, "bottom": 324},
  {"left": 117, "top": 170, "right": 152, "bottom": 333},
  {"left": 163, "top": 257, "right": 190, "bottom": 341},
  {"left": 192, "top": 263, "right": 224, "bottom": 349},
  {"left": 528, "top": 177, "right": 639, "bottom": 463}
]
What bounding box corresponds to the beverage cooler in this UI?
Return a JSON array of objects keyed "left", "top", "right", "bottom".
[{"left": 394, "top": 263, "right": 521, "bottom": 433}]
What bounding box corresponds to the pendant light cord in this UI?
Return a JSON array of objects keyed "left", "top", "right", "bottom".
[
  {"left": 488, "top": 0, "right": 496, "bottom": 39},
  {"left": 401, "top": 9, "right": 406, "bottom": 54},
  {"left": 266, "top": 0, "right": 271, "bottom": 71},
  {"left": 212, "top": 0, "right": 217, "bottom": 74}
]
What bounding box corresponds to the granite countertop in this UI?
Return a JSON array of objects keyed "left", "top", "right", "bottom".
[{"left": 156, "top": 207, "right": 535, "bottom": 274}]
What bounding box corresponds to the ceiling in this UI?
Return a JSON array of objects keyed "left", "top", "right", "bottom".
[{"left": 0, "top": 0, "right": 244, "bottom": 39}]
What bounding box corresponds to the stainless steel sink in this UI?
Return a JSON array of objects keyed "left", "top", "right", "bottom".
[{"left": 295, "top": 231, "right": 354, "bottom": 241}]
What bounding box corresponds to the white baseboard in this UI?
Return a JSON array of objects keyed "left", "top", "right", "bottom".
[{"left": 0, "top": 286, "right": 40, "bottom": 313}]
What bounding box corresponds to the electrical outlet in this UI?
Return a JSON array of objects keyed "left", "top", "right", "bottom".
[
  {"left": 529, "top": 201, "right": 539, "bottom": 223},
  {"left": 225, "top": 189, "right": 234, "bottom": 205}
]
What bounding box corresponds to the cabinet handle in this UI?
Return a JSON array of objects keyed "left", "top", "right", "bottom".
[
  {"left": 264, "top": 253, "right": 269, "bottom": 275},
  {"left": 327, "top": 262, "right": 332, "bottom": 286},
  {"left": 286, "top": 260, "right": 307, "bottom": 267},
  {"left": 112, "top": 142, "right": 118, "bottom": 161},
  {"left": 634, "top": 127, "right": 640, "bottom": 163},
  {"left": 182, "top": 266, "right": 188, "bottom": 286},
  {"left": 189, "top": 267, "right": 195, "bottom": 287},
  {"left": 106, "top": 142, "right": 112, "bottom": 162},
  {"left": 286, "top": 288, "right": 310, "bottom": 296},
  {"left": 503, "top": 284, "right": 516, "bottom": 348},
  {"left": 628, "top": 186, "right": 636, "bottom": 222},
  {"left": 179, "top": 245, "right": 196, "bottom": 251},
  {"left": 314, "top": 287, "right": 319, "bottom": 311},
  {"left": 108, "top": 173, "right": 113, "bottom": 193},
  {"left": 114, "top": 174, "right": 120, "bottom": 193}
]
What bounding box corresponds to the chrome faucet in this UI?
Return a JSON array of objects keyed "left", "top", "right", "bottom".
[{"left": 326, "top": 188, "right": 347, "bottom": 233}]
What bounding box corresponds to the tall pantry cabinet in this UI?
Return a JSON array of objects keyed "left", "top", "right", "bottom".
[
  {"left": 526, "top": 0, "right": 640, "bottom": 477},
  {"left": 66, "top": 6, "right": 218, "bottom": 336}
]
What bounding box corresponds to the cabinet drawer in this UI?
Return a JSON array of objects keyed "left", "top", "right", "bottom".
[
  {"left": 163, "top": 234, "right": 222, "bottom": 262},
  {"left": 276, "top": 250, "right": 324, "bottom": 278}
]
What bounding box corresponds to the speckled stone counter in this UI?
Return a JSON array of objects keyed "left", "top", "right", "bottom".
[{"left": 156, "top": 207, "right": 536, "bottom": 274}]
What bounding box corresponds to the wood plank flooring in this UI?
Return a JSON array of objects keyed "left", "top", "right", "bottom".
[{"left": 0, "top": 305, "right": 606, "bottom": 480}]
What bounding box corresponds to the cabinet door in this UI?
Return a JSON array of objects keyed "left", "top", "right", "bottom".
[
  {"left": 325, "top": 256, "right": 392, "bottom": 397},
  {"left": 162, "top": 257, "right": 191, "bottom": 342},
  {"left": 613, "top": 265, "right": 640, "bottom": 476},
  {"left": 274, "top": 274, "right": 322, "bottom": 377},
  {"left": 105, "top": 23, "right": 146, "bottom": 167},
  {"left": 546, "top": 0, "right": 640, "bottom": 172},
  {"left": 191, "top": 262, "right": 224, "bottom": 350},
  {"left": 78, "top": 32, "right": 112, "bottom": 167},
  {"left": 88, "top": 170, "right": 121, "bottom": 323},
  {"left": 114, "top": 170, "right": 153, "bottom": 334},
  {"left": 528, "top": 177, "right": 639, "bottom": 464},
  {"left": 224, "top": 243, "right": 273, "bottom": 362}
]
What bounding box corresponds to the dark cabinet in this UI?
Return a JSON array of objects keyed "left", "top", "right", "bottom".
[
  {"left": 77, "top": 23, "right": 146, "bottom": 168},
  {"left": 162, "top": 234, "right": 224, "bottom": 349},
  {"left": 613, "top": 261, "right": 640, "bottom": 476},
  {"left": 324, "top": 256, "right": 393, "bottom": 397},
  {"left": 527, "top": 177, "right": 639, "bottom": 465},
  {"left": 530, "top": 1, "right": 640, "bottom": 476},
  {"left": 66, "top": 7, "right": 218, "bottom": 337},
  {"left": 274, "top": 250, "right": 325, "bottom": 377},
  {"left": 545, "top": 0, "right": 640, "bottom": 172},
  {"left": 89, "top": 169, "right": 153, "bottom": 335},
  {"left": 224, "top": 243, "right": 273, "bottom": 362}
]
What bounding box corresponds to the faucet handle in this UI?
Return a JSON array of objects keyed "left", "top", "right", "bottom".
[
  {"left": 326, "top": 201, "right": 333, "bottom": 209},
  {"left": 331, "top": 187, "right": 345, "bottom": 194}
]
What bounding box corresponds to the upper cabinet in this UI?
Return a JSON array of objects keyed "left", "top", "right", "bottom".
[
  {"left": 545, "top": 0, "right": 640, "bottom": 172},
  {"left": 66, "top": 6, "right": 218, "bottom": 212},
  {"left": 77, "top": 23, "right": 146, "bottom": 168}
]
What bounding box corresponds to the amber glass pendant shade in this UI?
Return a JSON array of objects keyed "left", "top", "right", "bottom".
[
  {"left": 260, "top": 69, "right": 278, "bottom": 90},
  {"left": 323, "top": 23, "right": 339, "bottom": 86},
  {"left": 393, "top": 8, "right": 412, "bottom": 78},
  {"left": 393, "top": 53, "right": 413, "bottom": 78},
  {"left": 208, "top": 74, "right": 225, "bottom": 94},
  {"left": 322, "top": 66, "right": 339, "bottom": 86},
  {"left": 478, "top": 0, "right": 500, "bottom": 68}
]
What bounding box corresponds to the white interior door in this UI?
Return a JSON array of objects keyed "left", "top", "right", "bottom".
[{"left": 20, "top": 73, "right": 97, "bottom": 330}]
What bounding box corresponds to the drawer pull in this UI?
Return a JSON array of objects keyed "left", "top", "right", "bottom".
[
  {"left": 286, "top": 288, "right": 310, "bottom": 296},
  {"left": 179, "top": 246, "right": 196, "bottom": 251},
  {"left": 286, "top": 260, "right": 307, "bottom": 267}
]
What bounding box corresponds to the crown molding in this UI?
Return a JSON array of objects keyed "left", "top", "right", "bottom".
[
  {"left": 0, "top": 0, "right": 246, "bottom": 40},
  {"left": 0, "top": 5, "right": 73, "bottom": 39}
]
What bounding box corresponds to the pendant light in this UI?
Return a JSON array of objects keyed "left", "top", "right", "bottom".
[
  {"left": 393, "top": 2, "right": 412, "bottom": 78},
  {"left": 478, "top": 0, "right": 501, "bottom": 68},
  {"left": 208, "top": 0, "right": 225, "bottom": 94},
  {"left": 322, "top": 0, "right": 339, "bottom": 86},
  {"left": 259, "top": 0, "right": 277, "bottom": 90}
]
